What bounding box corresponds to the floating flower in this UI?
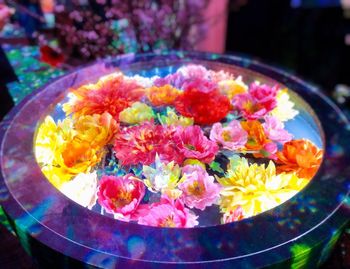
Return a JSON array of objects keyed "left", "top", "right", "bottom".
[
  {"left": 39, "top": 45, "right": 65, "bottom": 67},
  {"left": 276, "top": 139, "right": 323, "bottom": 179},
  {"left": 210, "top": 120, "right": 248, "bottom": 150},
  {"left": 146, "top": 84, "right": 181, "bottom": 106},
  {"left": 218, "top": 76, "right": 248, "bottom": 100},
  {"left": 179, "top": 165, "right": 221, "bottom": 210},
  {"left": 217, "top": 158, "right": 309, "bottom": 218},
  {"left": 158, "top": 107, "right": 194, "bottom": 127},
  {"left": 137, "top": 195, "right": 198, "bottom": 228},
  {"left": 59, "top": 171, "right": 98, "bottom": 209},
  {"left": 262, "top": 116, "right": 292, "bottom": 143},
  {"left": 114, "top": 121, "right": 183, "bottom": 165},
  {"left": 119, "top": 102, "right": 155, "bottom": 124},
  {"left": 240, "top": 120, "right": 270, "bottom": 151},
  {"left": 270, "top": 89, "right": 299, "bottom": 122},
  {"left": 97, "top": 174, "right": 145, "bottom": 220},
  {"left": 174, "top": 86, "right": 231, "bottom": 125},
  {"left": 63, "top": 73, "right": 145, "bottom": 120},
  {"left": 232, "top": 83, "right": 279, "bottom": 120},
  {"left": 142, "top": 154, "right": 182, "bottom": 198},
  {"left": 222, "top": 206, "right": 244, "bottom": 224},
  {"left": 174, "top": 125, "right": 218, "bottom": 163}
]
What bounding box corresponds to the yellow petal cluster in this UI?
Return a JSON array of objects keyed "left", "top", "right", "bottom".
[
  {"left": 218, "top": 76, "right": 248, "bottom": 100},
  {"left": 119, "top": 102, "right": 155, "bottom": 124},
  {"left": 159, "top": 107, "right": 194, "bottom": 127},
  {"left": 217, "top": 158, "right": 308, "bottom": 218},
  {"left": 270, "top": 89, "right": 299, "bottom": 122}
]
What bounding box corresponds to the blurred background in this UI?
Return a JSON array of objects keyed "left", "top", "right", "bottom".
[{"left": 0, "top": 0, "right": 349, "bottom": 268}]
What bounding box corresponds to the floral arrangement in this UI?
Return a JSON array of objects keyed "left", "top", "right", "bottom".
[{"left": 35, "top": 65, "right": 323, "bottom": 227}]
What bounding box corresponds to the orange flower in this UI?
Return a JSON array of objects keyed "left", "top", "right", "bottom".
[
  {"left": 146, "top": 84, "right": 181, "bottom": 106},
  {"left": 240, "top": 120, "right": 270, "bottom": 151},
  {"left": 276, "top": 139, "right": 323, "bottom": 179}
]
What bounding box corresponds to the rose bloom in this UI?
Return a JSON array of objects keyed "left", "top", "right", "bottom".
[
  {"left": 174, "top": 125, "right": 218, "bottom": 163},
  {"left": 276, "top": 139, "right": 323, "bottom": 179},
  {"left": 179, "top": 165, "right": 221, "bottom": 210},
  {"left": 137, "top": 195, "right": 198, "bottom": 228},
  {"left": 97, "top": 174, "right": 145, "bottom": 220},
  {"left": 210, "top": 120, "right": 248, "bottom": 150},
  {"left": 262, "top": 116, "right": 292, "bottom": 144},
  {"left": 174, "top": 86, "right": 231, "bottom": 125}
]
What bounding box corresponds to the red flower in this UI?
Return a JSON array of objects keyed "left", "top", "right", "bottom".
[
  {"left": 39, "top": 45, "right": 65, "bottom": 67},
  {"left": 174, "top": 86, "right": 231, "bottom": 125}
]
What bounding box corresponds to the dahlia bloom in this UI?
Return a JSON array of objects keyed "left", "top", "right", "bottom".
[
  {"left": 142, "top": 154, "right": 182, "bottom": 198},
  {"left": 119, "top": 102, "right": 155, "bottom": 125},
  {"left": 217, "top": 158, "right": 309, "bottom": 218},
  {"left": 232, "top": 82, "right": 279, "bottom": 120},
  {"left": 218, "top": 76, "right": 248, "bottom": 100},
  {"left": 114, "top": 121, "right": 183, "bottom": 165},
  {"left": 174, "top": 125, "right": 218, "bottom": 163},
  {"left": 263, "top": 116, "right": 292, "bottom": 144},
  {"left": 146, "top": 84, "right": 181, "bottom": 106},
  {"left": 270, "top": 89, "right": 299, "bottom": 122},
  {"left": 179, "top": 165, "right": 221, "bottom": 210},
  {"left": 209, "top": 120, "right": 248, "bottom": 150},
  {"left": 137, "top": 195, "right": 198, "bottom": 228},
  {"left": 97, "top": 174, "right": 145, "bottom": 220},
  {"left": 276, "top": 139, "right": 323, "bottom": 179},
  {"left": 174, "top": 86, "right": 231, "bottom": 125},
  {"left": 59, "top": 171, "right": 98, "bottom": 209},
  {"left": 63, "top": 73, "right": 145, "bottom": 120}
]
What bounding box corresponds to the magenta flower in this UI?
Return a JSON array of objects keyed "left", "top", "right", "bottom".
[
  {"left": 232, "top": 83, "right": 279, "bottom": 120},
  {"left": 263, "top": 116, "right": 293, "bottom": 143},
  {"left": 209, "top": 121, "right": 248, "bottom": 150},
  {"left": 137, "top": 195, "right": 198, "bottom": 228},
  {"left": 174, "top": 125, "right": 219, "bottom": 163},
  {"left": 179, "top": 165, "right": 221, "bottom": 210},
  {"left": 97, "top": 174, "right": 145, "bottom": 220}
]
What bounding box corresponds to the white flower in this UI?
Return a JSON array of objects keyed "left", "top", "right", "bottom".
[{"left": 59, "top": 171, "right": 98, "bottom": 209}]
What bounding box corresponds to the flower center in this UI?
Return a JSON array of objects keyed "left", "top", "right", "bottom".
[
  {"left": 187, "top": 181, "right": 205, "bottom": 196},
  {"left": 160, "top": 215, "right": 176, "bottom": 227},
  {"left": 185, "top": 144, "right": 196, "bottom": 150},
  {"left": 112, "top": 191, "right": 132, "bottom": 208},
  {"left": 222, "top": 130, "right": 232, "bottom": 142}
]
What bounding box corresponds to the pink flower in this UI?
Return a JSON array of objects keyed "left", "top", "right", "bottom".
[
  {"left": 137, "top": 195, "right": 198, "bottom": 227},
  {"left": 97, "top": 174, "right": 145, "bottom": 220},
  {"left": 222, "top": 206, "right": 244, "bottom": 224},
  {"left": 179, "top": 165, "right": 221, "bottom": 210},
  {"left": 174, "top": 125, "right": 219, "bottom": 163},
  {"left": 209, "top": 121, "right": 248, "bottom": 150},
  {"left": 232, "top": 83, "right": 279, "bottom": 120},
  {"left": 263, "top": 142, "right": 278, "bottom": 159},
  {"left": 263, "top": 116, "right": 293, "bottom": 143},
  {"left": 114, "top": 121, "right": 184, "bottom": 165}
]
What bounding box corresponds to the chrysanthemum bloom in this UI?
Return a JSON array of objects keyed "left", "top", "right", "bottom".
[
  {"left": 74, "top": 112, "right": 119, "bottom": 147},
  {"left": 276, "top": 139, "right": 323, "bottom": 179},
  {"left": 97, "top": 174, "right": 145, "bottom": 220},
  {"left": 218, "top": 76, "right": 248, "bottom": 100},
  {"left": 210, "top": 120, "right": 248, "bottom": 150},
  {"left": 262, "top": 116, "right": 292, "bottom": 144},
  {"left": 174, "top": 125, "right": 219, "bottom": 163},
  {"left": 137, "top": 195, "right": 198, "bottom": 228},
  {"left": 63, "top": 73, "right": 145, "bottom": 120},
  {"left": 174, "top": 86, "right": 231, "bottom": 125},
  {"left": 222, "top": 206, "right": 244, "bottom": 224},
  {"left": 114, "top": 121, "right": 183, "bottom": 165},
  {"left": 158, "top": 107, "right": 194, "bottom": 127},
  {"left": 142, "top": 154, "right": 182, "bottom": 199},
  {"left": 119, "top": 102, "right": 155, "bottom": 125},
  {"left": 240, "top": 120, "right": 271, "bottom": 151},
  {"left": 59, "top": 171, "right": 98, "bottom": 209},
  {"left": 146, "top": 84, "right": 181, "bottom": 106},
  {"left": 178, "top": 165, "right": 221, "bottom": 210},
  {"left": 232, "top": 83, "right": 279, "bottom": 120},
  {"left": 217, "top": 158, "right": 309, "bottom": 218},
  {"left": 270, "top": 89, "right": 299, "bottom": 122}
]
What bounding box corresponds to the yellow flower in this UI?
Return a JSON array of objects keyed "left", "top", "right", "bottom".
[
  {"left": 270, "top": 89, "right": 299, "bottom": 122},
  {"left": 159, "top": 107, "right": 194, "bottom": 126},
  {"left": 119, "top": 102, "right": 155, "bottom": 124},
  {"left": 217, "top": 158, "right": 309, "bottom": 218},
  {"left": 218, "top": 76, "right": 248, "bottom": 100}
]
